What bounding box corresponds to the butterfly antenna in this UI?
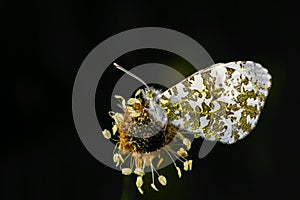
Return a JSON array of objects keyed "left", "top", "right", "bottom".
[{"left": 113, "top": 63, "right": 150, "bottom": 91}]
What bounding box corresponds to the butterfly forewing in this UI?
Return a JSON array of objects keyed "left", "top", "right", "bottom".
[{"left": 158, "top": 61, "right": 272, "bottom": 144}]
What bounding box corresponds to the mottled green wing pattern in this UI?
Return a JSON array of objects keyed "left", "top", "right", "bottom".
[{"left": 159, "top": 61, "right": 272, "bottom": 144}]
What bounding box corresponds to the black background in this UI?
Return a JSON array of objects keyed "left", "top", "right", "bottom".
[{"left": 3, "top": 1, "right": 300, "bottom": 200}]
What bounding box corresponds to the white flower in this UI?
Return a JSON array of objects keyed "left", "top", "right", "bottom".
[
  {"left": 188, "top": 160, "right": 193, "bottom": 170},
  {"left": 177, "top": 148, "right": 188, "bottom": 158},
  {"left": 138, "top": 187, "right": 144, "bottom": 195},
  {"left": 151, "top": 183, "right": 159, "bottom": 191},
  {"left": 135, "top": 89, "right": 143, "bottom": 97},
  {"left": 109, "top": 111, "right": 124, "bottom": 124},
  {"left": 102, "top": 129, "right": 111, "bottom": 139},
  {"left": 157, "top": 157, "right": 164, "bottom": 168},
  {"left": 127, "top": 98, "right": 141, "bottom": 105},
  {"left": 122, "top": 168, "right": 132, "bottom": 175},
  {"left": 183, "top": 160, "right": 193, "bottom": 171},
  {"left": 134, "top": 168, "right": 145, "bottom": 176},
  {"left": 136, "top": 176, "right": 143, "bottom": 188},
  {"left": 158, "top": 175, "right": 167, "bottom": 186},
  {"left": 113, "top": 113, "right": 124, "bottom": 124},
  {"left": 114, "top": 95, "right": 126, "bottom": 109},
  {"left": 183, "top": 161, "right": 189, "bottom": 171},
  {"left": 176, "top": 167, "right": 182, "bottom": 178},
  {"left": 113, "top": 153, "right": 124, "bottom": 166},
  {"left": 136, "top": 175, "right": 144, "bottom": 194},
  {"left": 112, "top": 125, "right": 117, "bottom": 135},
  {"left": 183, "top": 138, "right": 191, "bottom": 150}
]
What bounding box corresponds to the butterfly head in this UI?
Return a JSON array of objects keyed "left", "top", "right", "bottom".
[{"left": 141, "top": 87, "right": 167, "bottom": 125}]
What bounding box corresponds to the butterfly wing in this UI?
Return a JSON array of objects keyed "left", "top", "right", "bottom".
[{"left": 158, "top": 61, "right": 272, "bottom": 144}]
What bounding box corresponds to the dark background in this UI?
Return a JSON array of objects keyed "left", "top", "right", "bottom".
[{"left": 3, "top": 1, "right": 299, "bottom": 200}]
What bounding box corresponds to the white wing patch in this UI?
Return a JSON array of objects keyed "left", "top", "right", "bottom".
[{"left": 159, "top": 61, "right": 272, "bottom": 144}]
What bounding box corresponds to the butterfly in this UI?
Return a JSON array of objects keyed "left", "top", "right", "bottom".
[{"left": 102, "top": 61, "right": 272, "bottom": 194}]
